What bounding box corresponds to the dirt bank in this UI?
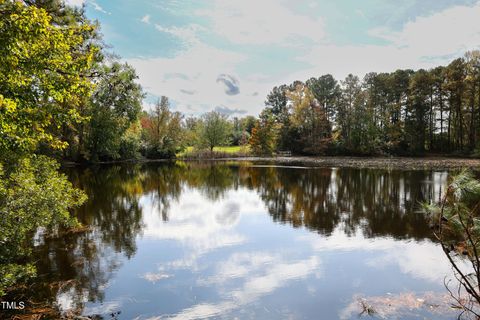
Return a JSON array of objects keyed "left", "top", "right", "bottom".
[{"left": 201, "top": 156, "right": 480, "bottom": 170}]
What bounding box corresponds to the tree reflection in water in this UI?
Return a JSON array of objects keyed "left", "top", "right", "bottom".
[
  {"left": 245, "top": 166, "right": 445, "bottom": 239},
  {"left": 6, "top": 161, "right": 449, "bottom": 318}
]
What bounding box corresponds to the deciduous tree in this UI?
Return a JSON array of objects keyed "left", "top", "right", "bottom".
[{"left": 196, "top": 111, "right": 232, "bottom": 152}]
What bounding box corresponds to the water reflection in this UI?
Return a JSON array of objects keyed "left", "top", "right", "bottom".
[
  {"left": 245, "top": 166, "right": 447, "bottom": 239},
  {"left": 8, "top": 162, "right": 457, "bottom": 319},
  {"left": 26, "top": 165, "right": 146, "bottom": 316}
]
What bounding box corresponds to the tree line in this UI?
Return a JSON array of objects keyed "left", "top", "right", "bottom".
[
  {"left": 79, "top": 51, "right": 480, "bottom": 160},
  {"left": 253, "top": 52, "right": 480, "bottom": 156}
]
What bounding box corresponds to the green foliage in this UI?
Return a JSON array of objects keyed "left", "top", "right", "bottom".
[
  {"left": 473, "top": 145, "right": 480, "bottom": 158},
  {"left": 230, "top": 116, "right": 255, "bottom": 146},
  {"left": 119, "top": 122, "right": 142, "bottom": 159},
  {"left": 183, "top": 116, "right": 201, "bottom": 147},
  {"left": 0, "top": 263, "right": 36, "bottom": 297},
  {"left": 0, "top": 1, "right": 98, "bottom": 296},
  {"left": 142, "top": 96, "right": 185, "bottom": 158},
  {"left": 306, "top": 74, "right": 340, "bottom": 122},
  {"left": 230, "top": 117, "right": 243, "bottom": 146},
  {"left": 23, "top": 0, "right": 88, "bottom": 26},
  {"left": 86, "top": 62, "right": 144, "bottom": 161},
  {"left": 249, "top": 110, "right": 278, "bottom": 155},
  {"left": 0, "top": 156, "right": 87, "bottom": 296},
  {"left": 423, "top": 170, "right": 480, "bottom": 312},
  {"left": 241, "top": 116, "right": 257, "bottom": 135},
  {"left": 265, "top": 85, "right": 288, "bottom": 117},
  {"left": 405, "top": 70, "right": 430, "bottom": 154},
  {"left": 424, "top": 170, "right": 480, "bottom": 235},
  {"left": 0, "top": 0, "right": 98, "bottom": 156},
  {"left": 287, "top": 84, "right": 332, "bottom": 155},
  {"left": 257, "top": 51, "right": 480, "bottom": 156},
  {"left": 196, "top": 111, "right": 232, "bottom": 152}
]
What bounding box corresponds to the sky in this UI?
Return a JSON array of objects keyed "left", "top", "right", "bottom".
[{"left": 66, "top": 0, "right": 480, "bottom": 116}]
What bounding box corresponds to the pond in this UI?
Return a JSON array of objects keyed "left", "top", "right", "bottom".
[{"left": 26, "top": 162, "right": 463, "bottom": 319}]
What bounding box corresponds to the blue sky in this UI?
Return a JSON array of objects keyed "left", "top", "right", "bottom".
[{"left": 67, "top": 0, "right": 480, "bottom": 116}]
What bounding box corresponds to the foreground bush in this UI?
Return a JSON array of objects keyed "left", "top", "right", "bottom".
[
  {"left": 424, "top": 170, "right": 480, "bottom": 317},
  {"left": 0, "top": 156, "right": 86, "bottom": 296}
]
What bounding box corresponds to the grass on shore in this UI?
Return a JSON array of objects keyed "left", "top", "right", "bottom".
[{"left": 177, "top": 145, "right": 250, "bottom": 158}]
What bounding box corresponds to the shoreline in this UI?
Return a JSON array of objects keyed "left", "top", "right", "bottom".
[
  {"left": 63, "top": 156, "right": 480, "bottom": 170},
  {"left": 190, "top": 156, "right": 480, "bottom": 170}
]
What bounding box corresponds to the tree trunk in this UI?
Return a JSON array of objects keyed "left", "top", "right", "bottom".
[
  {"left": 447, "top": 100, "right": 452, "bottom": 152},
  {"left": 439, "top": 89, "right": 444, "bottom": 152},
  {"left": 469, "top": 85, "right": 476, "bottom": 150},
  {"left": 429, "top": 88, "right": 434, "bottom": 151}
]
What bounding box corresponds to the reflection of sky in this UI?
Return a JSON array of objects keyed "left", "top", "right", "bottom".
[{"left": 81, "top": 182, "right": 456, "bottom": 320}]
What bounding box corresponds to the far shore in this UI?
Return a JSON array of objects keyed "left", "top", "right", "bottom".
[
  {"left": 187, "top": 156, "right": 480, "bottom": 170},
  {"left": 64, "top": 156, "right": 480, "bottom": 170}
]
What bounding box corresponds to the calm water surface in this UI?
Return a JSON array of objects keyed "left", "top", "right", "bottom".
[{"left": 30, "top": 162, "right": 462, "bottom": 319}]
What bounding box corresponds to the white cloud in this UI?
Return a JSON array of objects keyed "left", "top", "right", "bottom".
[
  {"left": 65, "top": 0, "right": 110, "bottom": 14},
  {"left": 141, "top": 14, "right": 151, "bottom": 24},
  {"left": 138, "top": 189, "right": 325, "bottom": 320},
  {"left": 56, "top": 287, "right": 84, "bottom": 312},
  {"left": 355, "top": 9, "right": 366, "bottom": 19},
  {"left": 142, "top": 272, "right": 170, "bottom": 283},
  {"left": 195, "top": 0, "right": 325, "bottom": 46},
  {"left": 296, "top": 1, "right": 480, "bottom": 81},
  {"left": 154, "top": 23, "right": 204, "bottom": 46},
  {"left": 294, "top": 44, "right": 422, "bottom": 82},
  {"left": 128, "top": 42, "right": 272, "bottom": 115},
  {"left": 298, "top": 227, "right": 462, "bottom": 284},
  {"left": 198, "top": 252, "right": 278, "bottom": 286},
  {"left": 83, "top": 301, "right": 122, "bottom": 316},
  {"left": 149, "top": 253, "right": 320, "bottom": 320},
  {"left": 130, "top": 18, "right": 278, "bottom": 115},
  {"left": 371, "top": 1, "right": 480, "bottom": 58},
  {"left": 231, "top": 255, "right": 320, "bottom": 304},
  {"left": 131, "top": 1, "right": 480, "bottom": 115},
  {"left": 139, "top": 187, "right": 263, "bottom": 251},
  {"left": 136, "top": 188, "right": 264, "bottom": 291},
  {"left": 89, "top": 0, "right": 110, "bottom": 14},
  {"left": 64, "top": 0, "right": 85, "bottom": 6}
]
